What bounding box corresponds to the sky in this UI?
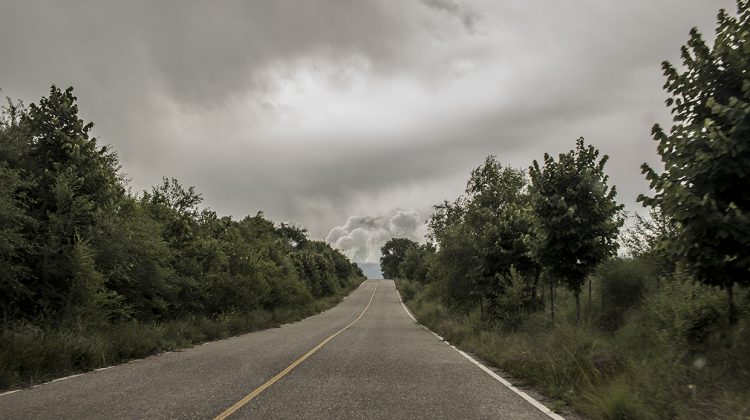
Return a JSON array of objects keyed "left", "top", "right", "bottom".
[{"left": 0, "top": 0, "right": 736, "bottom": 263}]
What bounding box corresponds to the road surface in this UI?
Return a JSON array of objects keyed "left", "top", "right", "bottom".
[{"left": 0, "top": 280, "right": 560, "bottom": 419}]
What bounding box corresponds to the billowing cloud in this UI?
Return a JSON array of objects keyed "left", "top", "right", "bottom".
[{"left": 326, "top": 210, "right": 427, "bottom": 263}]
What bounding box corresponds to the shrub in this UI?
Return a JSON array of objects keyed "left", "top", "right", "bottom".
[{"left": 597, "top": 258, "right": 653, "bottom": 330}]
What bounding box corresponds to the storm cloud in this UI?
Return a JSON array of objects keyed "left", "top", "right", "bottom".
[
  {"left": 0, "top": 1, "right": 736, "bottom": 261},
  {"left": 325, "top": 210, "right": 427, "bottom": 263}
]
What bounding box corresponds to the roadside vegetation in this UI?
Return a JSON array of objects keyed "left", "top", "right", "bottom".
[
  {"left": 391, "top": 3, "right": 750, "bottom": 418},
  {"left": 0, "top": 87, "right": 365, "bottom": 390}
]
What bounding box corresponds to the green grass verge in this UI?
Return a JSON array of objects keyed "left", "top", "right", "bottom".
[
  {"left": 396, "top": 279, "right": 750, "bottom": 420},
  {"left": 0, "top": 284, "right": 360, "bottom": 391}
]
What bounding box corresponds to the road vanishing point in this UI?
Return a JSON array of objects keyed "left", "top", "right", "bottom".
[{"left": 0, "top": 280, "right": 563, "bottom": 419}]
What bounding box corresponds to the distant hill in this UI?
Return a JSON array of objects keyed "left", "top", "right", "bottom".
[{"left": 357, "top": 262, "right": 383, "bottom": 279}]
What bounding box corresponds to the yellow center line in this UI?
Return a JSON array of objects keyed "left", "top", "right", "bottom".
[{"left": 213, "top": 280, "right": 381, "bottom": 420}]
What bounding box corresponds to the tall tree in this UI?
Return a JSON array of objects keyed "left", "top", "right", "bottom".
[
  {"left": 463, "top": 157, "right": 538, "bottom": 314},
  {"left": 426, "top": 157, "right": 539, "bottom": 317},
  {"left": 639, "top": 1, "right": 750, "bottom": 322},
  {"left": 380, "top": 238, "right": 418, "bottom": 279},
  {"left": 19, "top": 86, "right": 123, "bottom": 315},
  {"left": 529, "top": 137, "right": 623, "bottom": 321}
]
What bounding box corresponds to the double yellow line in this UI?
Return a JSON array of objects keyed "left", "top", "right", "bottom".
[{"left": 214, "top": 280, "right": 380, "bottom": 419}]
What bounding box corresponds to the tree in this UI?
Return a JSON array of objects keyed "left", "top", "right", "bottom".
[
  {"left": 277, "top": 223, "right": 308, "bottom": 249},
  {"left": 22, "top": 86, "right": 122, "bottom": 223},
  {"left": 380, "top": 238, "right": 418, "bottom": 279},
  {"left": 462, "top": 157, "right": 539, "bottom": 313},
  {"left": 427, "top": 157, "right": 540, "bottom": 317},
  {"left": 639, "top": 1, "right": 750, "bottom": 323},
  {"left": 399, "top": 243, "right": 436, "bottom": 284},
  {"left": 529, "top": 137, "right": 624, "bottom": 321},
  {"left": 0, "top": 164, "right": 32, "bottom": 319},
  {"left": 64, "top": 238, "right": 123, "bottom": 333},
  {"left": 17, "top": 86, "right": 123, "bottom": 316}
]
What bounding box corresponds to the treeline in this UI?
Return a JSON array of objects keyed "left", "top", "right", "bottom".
[
  {"left": 0, "top": 86, "right": 364, "bottom": 388},
  {"left": 389, "top": 3, "right": 749, "bottom": 418},
  {"left": 383, "top": 137, "right": 624, "bottom": 325}
]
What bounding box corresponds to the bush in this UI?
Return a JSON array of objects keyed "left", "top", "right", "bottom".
[
  {"left": 597, "top": 258, "right": 653, "bottom": 330},
  {"left": 397, "top": 279, "right": 421, "bottom": 302}
]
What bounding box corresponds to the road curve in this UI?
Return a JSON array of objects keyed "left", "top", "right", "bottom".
[{"left": 0, "top": 280, "right": 557, "bottom": 419}]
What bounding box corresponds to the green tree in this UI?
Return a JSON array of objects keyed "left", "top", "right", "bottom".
[
  {"left": 0, "top": 163, "right": 32, "bottom": 319},
  {"left": 529, "top": 137, "right": 624, "bottom": 321},
  {"left": 380, "top": 238, "right": 418, "bottom": 279},
  {"left": 92, "top": 197, "right": 175, "bottom": 320},
  {"left": 428, "top": 157, "right": 539, "bottom": 317},
  {"left": 639, "top": 1, "right": 750, "bottom": 322},
  {"left": 277, "top": 223, "right": 308, "bottom": 250},
  {"left": 23, "top": 86, "right": 122, "bottom": 222},
  {"left": 463, "top": 158, "right": 539, "bottom": 314},
  {"left": 399, "top": 243, "right": 436, "bottom": 284},
  {"left": 65, "top": 237, "right": 123, "bottom": 333},
  {"left": 18, "top": 86, "right": 123, "bottom": 316},
  {"left": 0, "top": 100, "right": 33, "bottom": 319}
]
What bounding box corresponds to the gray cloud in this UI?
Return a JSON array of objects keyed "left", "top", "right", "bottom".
[
  {"left": 326, "top": 210, "right": 426, "bottom": 263},
  {"left": 0, "top": 0, "right": 736, "bottom": 240},
  {"left": 421, "top": 0, "right": 482, "bottom": 34}
]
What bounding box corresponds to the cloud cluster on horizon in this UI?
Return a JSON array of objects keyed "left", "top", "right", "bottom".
[{"left": 326, "top": 209, "right": 427, "bottom": 263}]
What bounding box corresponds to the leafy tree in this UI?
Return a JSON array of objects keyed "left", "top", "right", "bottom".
[
  {"left": 0, "top": 163, "right": 32, "bottom": 319},
  {"left": 428, "top": 157, "right": 539, "bottom": 317},
  {"left": 0, "top": 85, "right": 365, "bottom": 348},
  {"left": 64, "top": 238, "right": 123, "bottom": 333},
  {"left": 399, "top": 243, "right": 436, "bottom": 284},
  {"left": 277, "top": 223, "right": 308, "bottom": 249},
  {"left": 22, "top": 86, "right": 122, "bottom": 222},
  {"left": 463, "top": 158, "right": 539, "bottom": 313},
  {"left": 92, "top": 197, "right": 175, "bottom": 320},
  {"left": 639, "top": 1, "right": 750, "bottom": 323},
  {"left": 529, "top": 137, "right": 624, "bottom": 321},
  {"left": 380, "top": 238, "right": 419, "bottom": 279},
  {"left": 13, "top": 86, "right": 124, "bottom": 316}
]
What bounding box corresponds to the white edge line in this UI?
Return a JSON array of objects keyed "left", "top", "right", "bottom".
[
  {"left": 394, "top": 284, "right": 565, "bottom": 420},
  {"left": 294, "top": 280, "right": 368, "bottom": 324},
  {"left": 0, "top": 389, "right": 20, "bottom": 397}
]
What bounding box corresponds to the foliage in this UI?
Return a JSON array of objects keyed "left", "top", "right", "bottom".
[
  {"left": 595, "top": 258, "right": 654, "bottom": 330},
  {"left": 639, "top": 1, "right": 750, "bottom": 321},
  {"left": 0, "top": 86, "right": 364, "bottom": 389},
  {"left": 425, "top": 157, "right": 540, "bottom": 317},
  {"left": 529, "top": 137, "right": 624, "bottom": 320},
  {"left": 379, "top": 237, "right": 419, "bottom": 279},
  {"left": 398, "top": 243, "right": 436, "bottom": 284},
  {"left": 397, "top": 270, "right": 750, "bottom": 419}
]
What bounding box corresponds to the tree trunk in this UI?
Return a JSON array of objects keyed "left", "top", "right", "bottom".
[
  {"left": 588, "top": 277, "right": 592, "bottom": 311},
  {"left": 550, "top": 281, "right": 555, "bottom": 322},
  {"left": 575, "top": 290, "right": 581, "bottom": 323},
  {"left": 479, "top": 295, "right": 484, "bottom": 320},
  {"left": 728, "top": 283, "right": 736, "bottom": 325}
]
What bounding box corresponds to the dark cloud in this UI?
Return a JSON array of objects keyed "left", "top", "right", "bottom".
[
  {"left": 0, "top": 0, "right": 737, "bottom": 245},
  {"left": 421, "top": 0, "right": 482, "bottom": 34},
  {"left": 326, "top": 210, "right": 426, "bottom": 263}
]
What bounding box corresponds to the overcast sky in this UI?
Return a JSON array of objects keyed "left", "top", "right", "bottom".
[{"left": 0, "top": 0, "right": 735, "bottom": 262}]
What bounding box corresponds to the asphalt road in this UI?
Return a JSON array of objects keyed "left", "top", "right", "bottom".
[{"left": 0, "top": 280, "right": 559, "bottom": 419}]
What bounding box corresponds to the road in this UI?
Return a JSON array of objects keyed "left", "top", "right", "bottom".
[{"left": 0, "top": 280, "right": 561, "bottom": 419}]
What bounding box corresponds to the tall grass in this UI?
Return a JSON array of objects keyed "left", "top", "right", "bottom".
[
  {"left": 397, "top": 272, "right": 750, "bottom": 419},
  {"left": 0, "top": 288, "right": 353, "bottom": 390}
]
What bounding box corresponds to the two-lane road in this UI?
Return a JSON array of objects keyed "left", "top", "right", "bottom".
[{"left": 0, "top": 280, "right": 560, "bottom": 419}]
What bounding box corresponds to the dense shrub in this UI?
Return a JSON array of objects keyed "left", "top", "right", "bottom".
[{"left": 596, "top": 258, "right": 653, "bottom": 329}]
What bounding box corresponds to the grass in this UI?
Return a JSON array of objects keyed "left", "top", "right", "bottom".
[
  {"left": 0, "top": 288, "right": 355, "bottom": 391},
  {"left": 396, "top": 275, "right": 750, "bottom": 419}
]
